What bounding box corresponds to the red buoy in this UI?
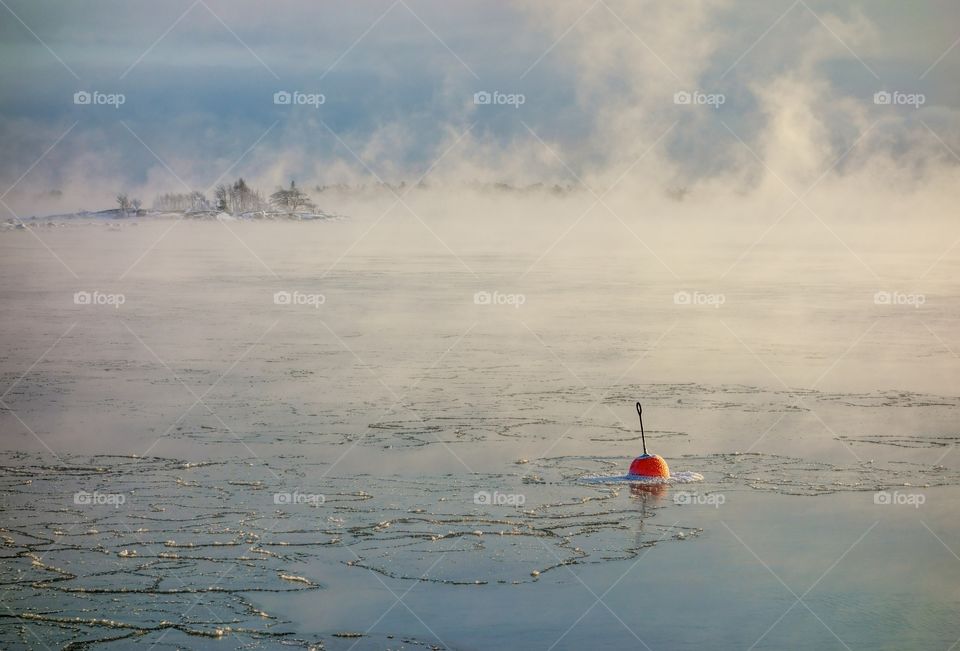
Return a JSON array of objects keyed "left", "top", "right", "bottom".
[
  {"left": 629, "top": 402, "right": 670, "bottom": 478},
  {"left": 629, "top": 453, "right": 670, "bottom": 478}
]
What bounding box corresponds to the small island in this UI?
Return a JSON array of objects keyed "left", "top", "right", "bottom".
[{"left": 6, "top": 178, "right": 342, "bottom": 228}]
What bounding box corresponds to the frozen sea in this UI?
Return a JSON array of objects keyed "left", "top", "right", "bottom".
[{"left": 1, "top": 211, "right": 958, "bottom": 650}]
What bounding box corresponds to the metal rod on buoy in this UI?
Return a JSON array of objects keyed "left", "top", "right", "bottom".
[
  {"left": 630, "top": 401, "right": 669, "bottom": 478},
  {"left": 636, "top": 402, "right": 646, "bottom": 455}
]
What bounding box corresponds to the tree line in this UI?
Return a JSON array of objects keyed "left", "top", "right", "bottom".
[{"left": 150, "top": 179, "right": 315, "bottom": 214}]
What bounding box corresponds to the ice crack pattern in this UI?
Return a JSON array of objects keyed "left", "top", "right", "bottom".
[{"left": 3, "top": 443, "right": 959, "bottom": 648}]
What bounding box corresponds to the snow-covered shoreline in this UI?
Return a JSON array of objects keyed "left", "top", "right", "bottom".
[{"left": 3, "top": 208, "right": 346, "bottom": 230}]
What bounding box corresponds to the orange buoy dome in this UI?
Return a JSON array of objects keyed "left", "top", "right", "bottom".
[{"left": 629, "top": 454, "right": 670, "bottom": 478}]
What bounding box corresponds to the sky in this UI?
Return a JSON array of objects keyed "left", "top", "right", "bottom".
[{"left": 0, "top": 0, "right": 958, "bottom": 213}]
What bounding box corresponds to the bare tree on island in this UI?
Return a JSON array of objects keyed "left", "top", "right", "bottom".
[
  {"left": 213, "top": 178, "right": 266, "bottom": 214},
  {"left": 154, "top": 191, "right": 211, "bottom": 212},
  {"left": 270, "top": 180, "right": 314, "bottom": 213},
  {"left": 116, "top": 193, "right": 143, "bottom": 216},
  {"left": 214, "top": 185, "right": 228, "bottom": 212}
]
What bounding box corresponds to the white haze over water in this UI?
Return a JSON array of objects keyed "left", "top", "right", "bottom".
[{"left": 1, "top": 2, "right": 960, "bottom": 650}]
